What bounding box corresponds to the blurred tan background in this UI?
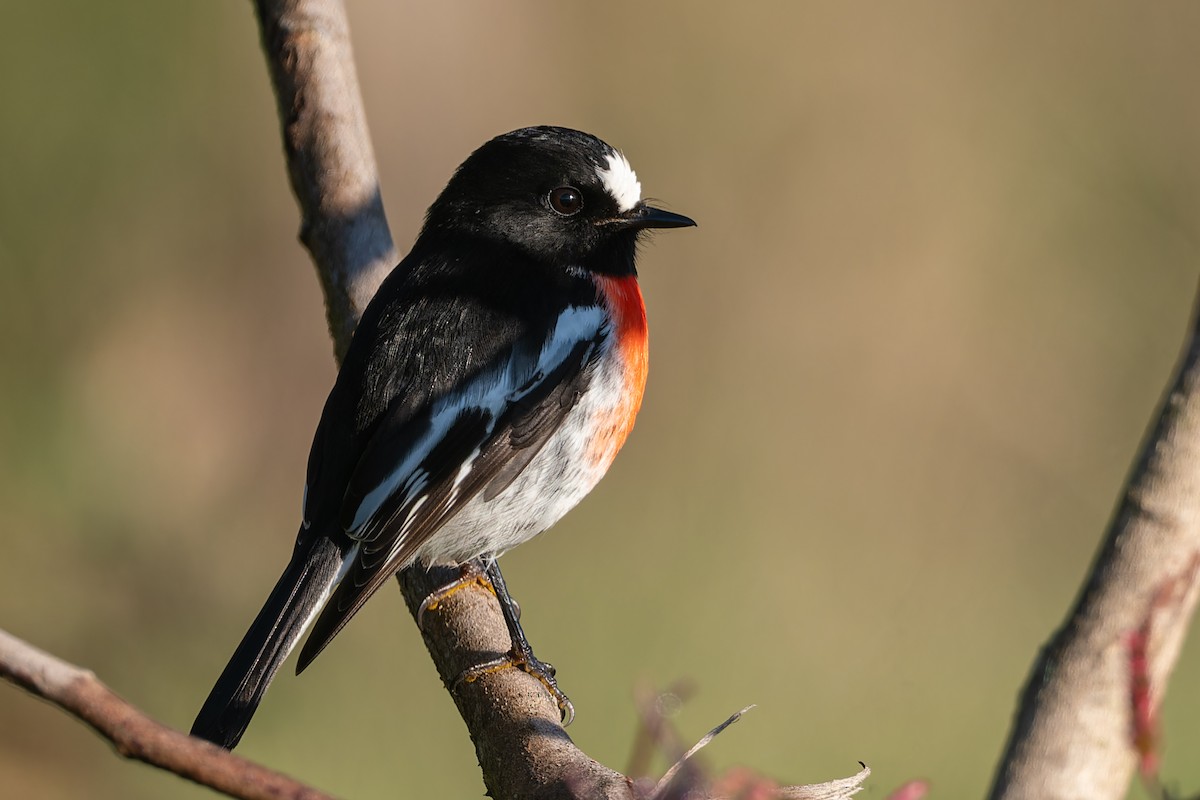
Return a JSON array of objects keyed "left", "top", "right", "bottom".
[{"left": 3, "top": 2, "right": 1199, "bottom": 798}]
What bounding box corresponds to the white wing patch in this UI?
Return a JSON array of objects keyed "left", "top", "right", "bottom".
[
  {"left": 346, "top": 304, "right": 606, "bottom": 538},
  {"left": 445, "top": 445, "right": 482, "bottom": 507},
  {"left": 596, "top": 151, "right": 641, "bottom": 213}
]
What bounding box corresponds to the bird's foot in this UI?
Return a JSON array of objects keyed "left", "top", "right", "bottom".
[
  {"left": 416, "top": 562, "right": 495, "bottom": 631},
  {"left": 455, "top": 646, "right": 575, "bottom": 726}
]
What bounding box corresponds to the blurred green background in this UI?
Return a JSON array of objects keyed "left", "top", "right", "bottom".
[{"left": 3, "top": 2, "right": 1199, "bottom": 798}]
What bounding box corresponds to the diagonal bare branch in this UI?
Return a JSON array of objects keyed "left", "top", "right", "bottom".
[
  {"left": 0, "top": 627, "right": 337, "bottom": 800},
  {"left": 989, "top": 281, "right": 1200, "bottom": 799}
]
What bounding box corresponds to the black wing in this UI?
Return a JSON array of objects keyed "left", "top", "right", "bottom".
[{"left": 295, "top": 329, "right": 602, "bottom": 670}]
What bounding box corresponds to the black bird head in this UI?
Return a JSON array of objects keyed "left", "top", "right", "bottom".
[{"left": 420, "top": 126, "right": 695, "bottom": 274}]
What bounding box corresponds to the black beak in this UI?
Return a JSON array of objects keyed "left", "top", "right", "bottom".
[{"left": 615, "top": 204, "right": 697, "bottom": 230}]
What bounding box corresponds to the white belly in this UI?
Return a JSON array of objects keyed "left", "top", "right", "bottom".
[{"left": 411, "top": 339, "right": 630, "bottom": 565}]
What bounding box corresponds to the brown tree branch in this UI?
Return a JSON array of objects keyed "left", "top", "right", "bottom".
[
  {"left": 253, "top": 0, "right": 396, "bottom": 361},
  {"left": 989, "top": 283, "right": 1200, "bottom": 799},
  {"left": 0, "top": 628, "right": 336, "bottom": 800}
]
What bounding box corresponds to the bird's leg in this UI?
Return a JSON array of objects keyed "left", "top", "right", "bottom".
[
  {"left": 453, "top": 557, "right": 575, "bottom": 726},
  {"left": 416, "top": 560, "right": 496, "bottom": 631}
]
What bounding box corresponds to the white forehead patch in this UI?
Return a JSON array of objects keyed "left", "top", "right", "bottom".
[{"left": 596, "top": 151, "right": 642, "bottom": 212}]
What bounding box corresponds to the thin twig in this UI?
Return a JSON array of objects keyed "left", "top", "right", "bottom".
[
  {"left": 651, "top": 704, "right": 755, "bottom": 800},
  {"left": 775, "top": 764, "right": 872, "bottom": 800},
  {"left": 0, "top": 628, "right": 336, "bottom": 800}
]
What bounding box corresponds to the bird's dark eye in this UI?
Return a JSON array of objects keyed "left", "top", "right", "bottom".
[{"left": 548, "top": 186, "right": 584, "bottom": 216}]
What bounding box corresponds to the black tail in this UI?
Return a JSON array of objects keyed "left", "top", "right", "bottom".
[{"left": 191, "top": 537, "right": 342, "bottom": 749}]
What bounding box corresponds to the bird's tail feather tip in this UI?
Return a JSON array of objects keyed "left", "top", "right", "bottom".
[
  {"left": 189, "top": 539, "right": 343, "bottom": 750},
  {"left": 190, "top": 693, "right": 258, "bottom": 750}
]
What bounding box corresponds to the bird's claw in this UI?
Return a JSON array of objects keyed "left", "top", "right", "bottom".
[
  {"left": 454, "top": 649, "right": 575, "bottom": 726},
  {"left": 416, "top": 564, "right": 495, "bottom": 630}
]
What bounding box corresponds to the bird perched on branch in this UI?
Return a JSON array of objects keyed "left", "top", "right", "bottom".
[{"left": 191, "top": 125, "right": 695, "bottom": 749}]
